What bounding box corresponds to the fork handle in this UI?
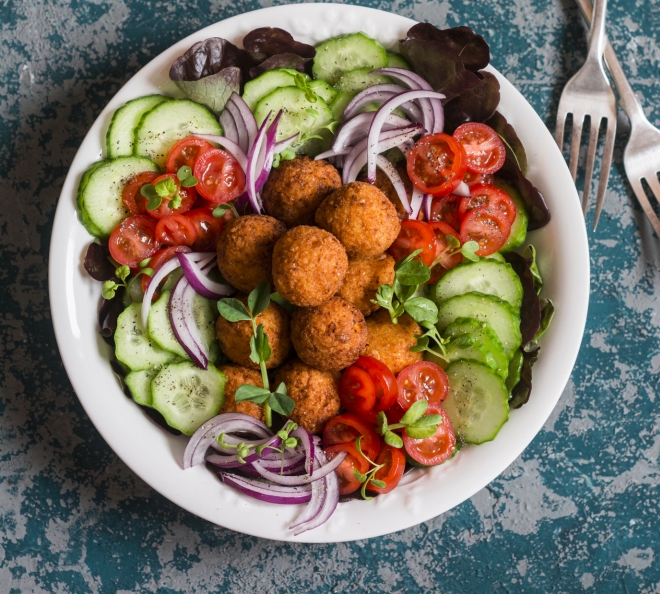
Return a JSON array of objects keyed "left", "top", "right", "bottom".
[
  {"left": 575, "top": 0, "right": 647, "bottom": 125},
  {"left": 586, "top": 0, "right": 608, "bottom": 63}
]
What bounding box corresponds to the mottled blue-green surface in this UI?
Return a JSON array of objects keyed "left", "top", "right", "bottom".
[{"left": 2, "top": 0, "right": 660, "bottom": 591}]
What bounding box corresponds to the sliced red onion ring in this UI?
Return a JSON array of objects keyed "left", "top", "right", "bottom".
[
  {"left": 177, "top": 253, "right": 235, "bottom": 299},
  {"left": 291, "top": 426, "right": 314, "bottom": 477},
  {"left": 228, "top": 93, "right": 258, "bottom": 153},
  {"left": 219, "top": 108, "right": 239, "bottom": 146},
  {"left": 367, "top": 90, "right": 446, "bottom": 183},
  {"left": 251, "top": 450, "right": 347, "bottom": 485},
  {"left": 225, "top": 97, "right": 249, "bottom": 154},
  {"left": 343, "top": 84, "right": 407, "bottom": 121},
  {"left": 246, "top": 111, "right": 272, "bottom": 214},
  {"left": 423, "top": 193, "right": 433, "bottom": 221},
  {"left": 206, "top": 434, "right": 283, "bottom": 466},
  {"left": 453, "top": 181, "right": 471, "bottom": 197},
  {"left": 220, "top": 473, "right": 312, "bottom": 505},
  {"left": 141, "top": 257, "right": 181, "bottom": 329},
  {"left": 255, "top": 111, "right": 283, "bottom": 192},
  {"left": 193, "top": 134, "right": 248, "bottom": 172},
  {"left": 274, "top": 133, "right": 299, "bottom": 154},
  {"left": 169, "top": 274, "right": 207, "bottom": 368},
  {"left": 410, "top": 187, "right": 425, "bottom": 220},
  {"left": 376, "top": 155, "right": 412, "bottom": 215}
]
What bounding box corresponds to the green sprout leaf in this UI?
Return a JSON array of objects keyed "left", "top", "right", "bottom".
[
  {"left": 267, "top": 390, "right": 295, "bottom": 416},
  {"left": 445, "top": 234, "right": 460, "bottom": 249},
  {"left": 384, "top": 431, "right": 403, "bottom": 448},
  {"left": 213, "top": 203, "right": 239, "bottom": 219},
  {"left": 217, "top": 298, "right": 252, "bottom": 322},
  {"left": 169, "top": 192, "right": 182, "bottom": 210},
  {"left": 155, "top": 177, "right": 176, "bottom": 197},
  {"left": 272, "top": 153, "right": 281, "bottom": 168},
  {"left": 405, "top": 425, "right": 438, "bottom": 440},
  {"left": 176, "top": 165, "right": 193, "bottom": 181},
  {"left": 140, "top": 184, "right": 162, "bottom": 210},
  {"left": 403, "top": 297, "right": 438, "bottom": 325},
  {"left": 138, "top": 257, "right": 151, "bottom": 268},
  {"left": 369, "top": 479, "right": 386, "bottom": 489},
  {"left": 353, "top": 468, "right": 368, "bottom": 483},
  {"left": 180, "top": 176, "right": 198, "bottom": 188},
  {"left": 270, "top": 292, "right": 294, "bottom": 314},
  {"left": 409, "top": 414, "right": 442, "bottom": 428},
  {"left": 248, "top": 282, "right": 271, "bottom": 318},
  {"left": 235, "top": 384, "right": 271, "bottom": 404},
  {"left": 101, "top": 280, "right": 118, "bottom": 300},
  {"left": 251, "top": 324, "right": 272, "bottom": 365},
  {"left": 115, "top": 265, "right": 130, "bottom": 282},
  {"left": 376, "top": 412, "right": 388, "bottom": 436},
  {"left": 400, "top": 399, "right": 428, "bottom": 425},
  {"left": 280, "top": 148, "right": 296, "bottom": 161},
  {"left": 459, "top": 240, "right": 480, "bottom": 262},
  {"left": 395, "top": 259, "right": 430, "bottom": 286}
]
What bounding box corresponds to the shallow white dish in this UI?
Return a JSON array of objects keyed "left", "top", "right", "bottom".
[{"left": 49, "top": 3, "right": 589, "bottom": 543}]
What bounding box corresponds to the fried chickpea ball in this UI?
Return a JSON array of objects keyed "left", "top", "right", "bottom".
[
  {"left": 217, "top": 215, "right": 286, "bottom": 293},
  {"left": 290, "top": 297, "right": 367, "bottom": 372},
  {"left": 363, "top": 309, "right": 423, "bottom": 375},
  {"left": 261, "top": 156, "right": 342, "bottom": 227},
  {"left": 337, "top": 254, "right": 396, "bottom": 316},
  {"left": 315, "top": 181, "right": 401, "bottom": 258},
  {"left": 218, "top": 364, "right": 265, "bottom": 421},
  {"left": 273, "top": 359, "right": 341, "bottom": 434},
  {"left": 358, "top": 164, "right": 412, "bottom": 219},
  {"left": 271, "top": 225, "right": 348, "bottom": 307},
  {"left": 216, "top": 297, "right": 291, "bottom": 369}
]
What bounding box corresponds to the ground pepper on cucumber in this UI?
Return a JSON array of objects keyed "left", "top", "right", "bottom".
[{"left": 78, "top": 23, "right": 554, "bottom": 534}]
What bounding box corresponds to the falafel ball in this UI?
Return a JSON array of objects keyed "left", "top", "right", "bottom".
[
  {"left": 314, "top": 181, "right": 401, "bottom": 258},
  {"left": 290, "top": 297, "right": 367, "bottom": 372},
  {"left": 273, "top": 359, "right": 341, "bottom": 434},
  {"left": 337, "top": 254, "right": 396, "bottom": 316},
  {"left": 262, "top": 156, "right": 342, "bottom": 227},
  {"left": 271, "top": 225, "right": 348, "bottom": 307},
  {"left": 363, "top": 309, "right": 423, "bottom": 374},
  {"left": 218, "top": 364, "right": 265, "bottom": 421},
  {"left": 217, "top": 215, "right": 286, "bottom": 293},
  {"left": 216, "top": 297, "right": 291, "bottom": 369},
  {"left": 358, "top": 163, "right": 412, "bottom": 219}
]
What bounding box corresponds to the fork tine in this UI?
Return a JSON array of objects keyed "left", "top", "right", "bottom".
[
  {"left": 582, "top": 117, "right": 601, "bottom": 215},
  {"left": 568, "top": 113, "right": 585, "bottom": 182},
  {"left": 592, "top": 120, "right": 615, "bottom": 230},
  {"left": 555, "top": 108, "right": 567, "bottom": 150},
  {"left": 635, "top": 176, "right": 660, "bottom": 236}
]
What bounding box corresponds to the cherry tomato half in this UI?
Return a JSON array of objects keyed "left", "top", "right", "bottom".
[
  {"left": 324, "top": 443, "right": 370, "bottom": 495},
  {"left": 166, "top": 137, "right": 215, "bottom": 174},
  {"left": 428, "top": 221, "right": 463, "bottom": 284},
  {"left": 122, "top": 171, "right": 160, "bottom": 216},
  {"left": 146, "top": 174, "right": 197, "bottom": 220},
  {"left": 458, "top": 183, "right": 517, "bottom": 227},
  {"left": 389, "top": 219, "right": 437, "bottom": 267},
  {"left": 396, "top": 361, "right": 450, "bottom": 411},
  {"left": 453, "top": 122, "right": 506, "bottom": 175},
  {"left": 459, "top": 208, "right": 511, "bottom": 256},
  {"left": 155, "top": 214, "right": 198, "bottom": 246},
  {"left": 140, "top": 245, "right": 192, "bottom": 295},
  {"left": 108, "top": 215, "right": 160, "bottom": 268},
  {"left": 429, "top": 194, "right": 462, "bottom": 232},
  {"left": 463, "top": 171, "right": 494, "bottom": 187},
  {"left": 193, "top": 148, "right": 246, "bottom": 203},
  {"left": 338, "top": 366, "right": 377, "bottom": 416},
  {"left": 403, "top": 404, "right": 456, "bottom": 467},
  {"left": 354, "top": 356, "right": 398, "bottom": 414},
  {"left": 407, "top": 133, "right": 467, "bottom": 197},
  {"left": 323, "top": 413, "right": 381, "bottom": 462},
  {"left": 366, "top": 443, "right": 406, "bottom": 495},
  {"left": 184, "top": 208, "right": 224, "bottom": 252}
]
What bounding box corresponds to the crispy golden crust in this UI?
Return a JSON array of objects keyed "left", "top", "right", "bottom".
[
  {"left": 271, "top": 225, "right": 348, "bottom": 307},
  {"left": 290, "top": 297, "right": 367, "bottom": 372},
  {"left": 262, "top": 156, "right": 342, "bottom": 227},
  {"left": 314, "top": 181, "right": 401, "bottom": 258},
  {"left": 217, "top": 215, "right": 286, "bottom": 294},
  {"left": 273, "top": 359, "right": 341, "bottom": 434},
  {"left": 358, "top": 164, "right": 412, "bottom": 219},
  {"left": 363, "top": 309, "right": 423, "bottom": 375},
  {"left": 218, "top": 364, "right": 265, "bottom": 421},
  {"left": 337, "top": 254, "right": 396, "bottom": 316},
  {"left": 216, "top": 297, "right": 291, "bottom": 369}
]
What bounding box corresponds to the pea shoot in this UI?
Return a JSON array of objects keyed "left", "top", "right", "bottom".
[
  {"left": 101, "top": 264, "right": 153, "bottom": 300},
  {"left": 216, "top": 421, "right": 299, "bottom": 468},
  {"left": 212, "top": 202, "right": 240, "bottom": 219},
  {"left": 376, "top": 400, "right": 442, "bottom": 448},
  {"left": 351, "top": 436, "right": 387, "bottom": 500},
  {"left": 139, "top": 166, "right": 197, "bottom": 211}
]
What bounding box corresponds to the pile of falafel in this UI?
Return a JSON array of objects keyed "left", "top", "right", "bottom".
[{"left": 215, "top": 156, "right": 424, "bottom": 434}]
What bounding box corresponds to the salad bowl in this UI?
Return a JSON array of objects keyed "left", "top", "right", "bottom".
[{"left": 48, "top": 3, "right": 589, "bottom": 542}]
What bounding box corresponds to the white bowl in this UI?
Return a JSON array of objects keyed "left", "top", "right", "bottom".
[{"left": 48, "top": 3, "right": 590, "bottom": 543}]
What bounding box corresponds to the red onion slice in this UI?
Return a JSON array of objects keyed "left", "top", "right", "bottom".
[
  {"left": 376, "top": 155, "right": 412, "bottom": 215},
  {"left": 251, "top": 450, "right": 347, "bottom": 485},
  {"left": 255, "top": 111, "right": 283, "bottom": 192},
  {"left": 219, "top": 108, "right": 239, "bottom": 146},
  {"left": 177, "top": 253, "right": 235, "bottom": 299},
  {"left": 206, "top": 434, "right": 282, "bottom": 466},
  {"left": 141, "top": 257, "right": 181, "bottom": 329},
  {"left": 246, "top": 111, "right": 272, "bottom": 214},
  {"left": 169, "top": 275, "right": 208, "bottom": 369},
  {"left": 291, "top": 426, "right": 314, "bottom": 477},
  {"left": 228, "top": 93, "right": 258, "bottom": 153},
  {"left": 225, "top": 97, "right": 249, "bottom": 154},
  {"left": 330, "top": 112, "right": 411, "bottom": 155},
  {"left": 220, "top": 473, "right": 312, "bottom": 505},
  {"left": 193, "top": 134, "right": 248, "bottom": 172},
  {"left": 343, "top": 84, "right": 407, "bottom": 121},
  {"left": 274, "top": 133, "right": 299, "bottom": 154},
  {"left": 423, "top": 193, "right": 433, "bottom": 221},
  {"left": 410, "top": 187, "right": 425, "bottom": 219},
  {"left": 452, "top": 181, "right": 471, "bottom": 197}
]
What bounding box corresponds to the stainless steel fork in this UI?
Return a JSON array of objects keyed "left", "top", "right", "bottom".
[
  {"left": 555, "top": 0, "right": 617, "bottom": 228},
  {"left": 576, "top": 0, "right": 660, "bottom": 236}
]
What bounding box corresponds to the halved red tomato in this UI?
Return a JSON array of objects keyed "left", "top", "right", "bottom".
[
  {"left": 453, "top": 122, "right": 506, "bottom": 175},
  {"left": 429, "top": 195, "right": 462, "bottom": 231},
  {"left": 396, "top": 361, "right": 450, "bottom": 411},
  {"left": 389, "top": 219, "right": 437, "bottom": 267},
  {"left": 407, "top": 133, "right": 467, "bottom": 197},
  {"left": 366, "top": 443, "right": 406, "bottom": 495},
  {"left": 185, "top": 208, "right": 224, "bottom": 252},
  {"left": 338, "top": 366, "right": 377, "bottom": 417},
  {"left": 458, "top": 184, "right": 516, "bottom": 227},
  {"left": 155, "top": 215, "right": 198, "bottom": 246},
  {"left": 428, "top": 221, "right": 463, "bottom": 283},
  {"left": 108, "top": 215, "right": 160, "bottom": 268},
  {"left": 122, "top": 171, "right": 160, "bottom": 215},
  {"left": 463, "top": 171, "right": 494, "bottom": 187},
  {"left": 323, "top": 413, "right": 381, "bottom": 462},
  {"left": 145, "top": 174, "right": 197, "bottom": 219},
  {"left": 193, "top": 148, "right": 245, "bottom": 203},
  {"left": 166, "top": 137, "right": 214, "bottom": 173},
  {"left": 459, "top": 208, "right": 511, "bottom": 256},
  {"left": 140, "top": 245, "right": 192, "bottom": 294},
  {"left": 324, "top": 443, "right": 370, "bottom": 495},
  {"left": 354, "top": 356, "right": 398, "bottom": 414},
  {"left": 403, "top": 404, "right": 456, "bottom": 467}
]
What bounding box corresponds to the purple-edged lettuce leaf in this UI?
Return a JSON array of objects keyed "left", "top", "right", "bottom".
[
  {"left": 243, "top": 27, "right": 316, "bottom": 59},
  {"left": 509, "top": 346, "right": 540, "bottom": 409},
  {"left": 173, "top": 67, "right": 240, "bottom": 114},
  {"left": 98, "top": 287, "right": 126, "bottom": 344},
  {"left": 442, "top": 71, "right": 500, "bottom": 133},
  {"left": 504, "top": 251, "right": 541, "bottom": 345},
  {"left": 405, "top": 23, "right": 490, "bottom": 72},
  {"left": 84, "top": 242, "right": 115, "bottom": 281},
  {"left": 485, "top": 111, "right": 528, "bottom": 176},
  {"left": 249, "top": 53, "right": 312, "bottom": 78}
]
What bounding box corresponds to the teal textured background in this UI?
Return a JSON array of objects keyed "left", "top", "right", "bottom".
[{"left": 2, "top": 0, "right": 660, "bottom": 591}]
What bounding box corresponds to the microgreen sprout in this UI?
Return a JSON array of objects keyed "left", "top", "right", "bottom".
[
  {"left": 176, "top": 165, "right": 199, "bottom": 188},
  {"left": 216, "top": 421, "right": 299, "bottom": 468},
  {"left": 212, "top": 202, "right": 239, "bottom": 219},
  {"left": 102, "top": 265, "right": 130, "bottom": 299},
  {"left": 376, "top": 400, "right": 442, "bottom": 447},
  {"left": 351, "top": 436, "right": 387, "bottom": 501},
  {"left": 272, "top": 147, "right": 296, "bottom": 169},
  {"left": 140, "top": 176, "right": 181, "bottom": 211},
  {"left": 440, "top": 236, "right": 480, "bottom": 263},
  {"left": 294, "top": 73, "right": 318, "bottom": 103}
]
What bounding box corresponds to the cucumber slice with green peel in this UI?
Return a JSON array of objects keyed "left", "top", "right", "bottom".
[
  {"left": 307, "top": 79, "right": 337, "bottom": 104},
  {"left": 329, "top": 92, "right": 355, "bottom": 122},
  {"left": 254, "top": 87, "right": 334, "bottom": 148},
  {"left": 76, "top": 161, "right": 105, "bottom": 237},
  {"left": 81, "top": 156, "right": 159, "bottom": 238},
  {"left": 115, "top": 303, "right": 177, "bottom": 371},
  {"left": 435, "top": 259, "right": 523, "bottom": 310},
  {"left": 134, "top": 99, "right": 222, "bottom": 168},
  {"left": 242, "top": 69, "right": 301, "bottom": 111},
  {"left": 151, "top": 361, "right": 225, "bottom": 435},
  {"left": 436, "top": 292, "right": 522, "bottom": 359},
  {"left": 494, "top": 179, "right": 529, "bottom": 253},
  {"left": 443, "top": 360, "right": 510, "bottom": 444},
  {"left": 505, "top": 349, "right": 524, "bottom": 393},
  {"left": 125, "top": 368, "right": 158, "bottom": 407},
  {"left": 335, "top": 67, "right": 391, "bottom": 94},
  {"left": 106, "top": 95, "right": 170, "bottom": 158},
  {"left": 312, "top": 32, "right": 387, "bottom": 85},
  {"left": 386, "top": 51, "right": 412, "bottom": 70},
  {"left": 485, "top": 252, "right": 505, "bottom": 263}
]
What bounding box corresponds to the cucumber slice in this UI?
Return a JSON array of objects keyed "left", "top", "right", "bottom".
[
  {"left": 494, "top": 179, "right": 529, "bottom": 253},
  {"left": 435, "top": 259, "right": 523, "bottom": 310},
  {"left": 134, "top": 99, "right": 222, "bottom": 168},
  {"left": 436, "top": 292, "right": 522, "bottom": 359},
  {"left": 443, "top": 360, "right": 510, "bottom": 444},
  {"left": 312, "top": 32, "right": 387, "bottom": 85},
  {"left": 242, "top": 69, "right": 302, "bottom": 111},
  {"left": 308, "top": 79, "right": 337, "bottom": 104},
  {"left": 81, "top": 156, "right": 159, "bottom": 238},
  {"left": 125, "top": 368, "right": 158, "bottom": 407},
  {"left": 386, "top": 51, "right": 411, "bottom": 70},
  {"left": 335, "top": 67, "right": 391, "bottom": 94},
  {"left": 329, "top": 92, "right": 355, "bottom": 122},
  {"left": 485, "top": 252, "right": 505, "bottom": 263},
  {"left": 151, "top": 361, "right": 225, "bottom": 435},
  {"left": 106, "top": 95, "right": 170, "bottom": 158},
  {"left": 506, "top": 349, "right": 524, "bottom": 392},
  {"left": 76, "top": 161, "right": 105, "bottom": 237},
  {"left": 115, "top": 303, "right": 177, "bottom": 371}
]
